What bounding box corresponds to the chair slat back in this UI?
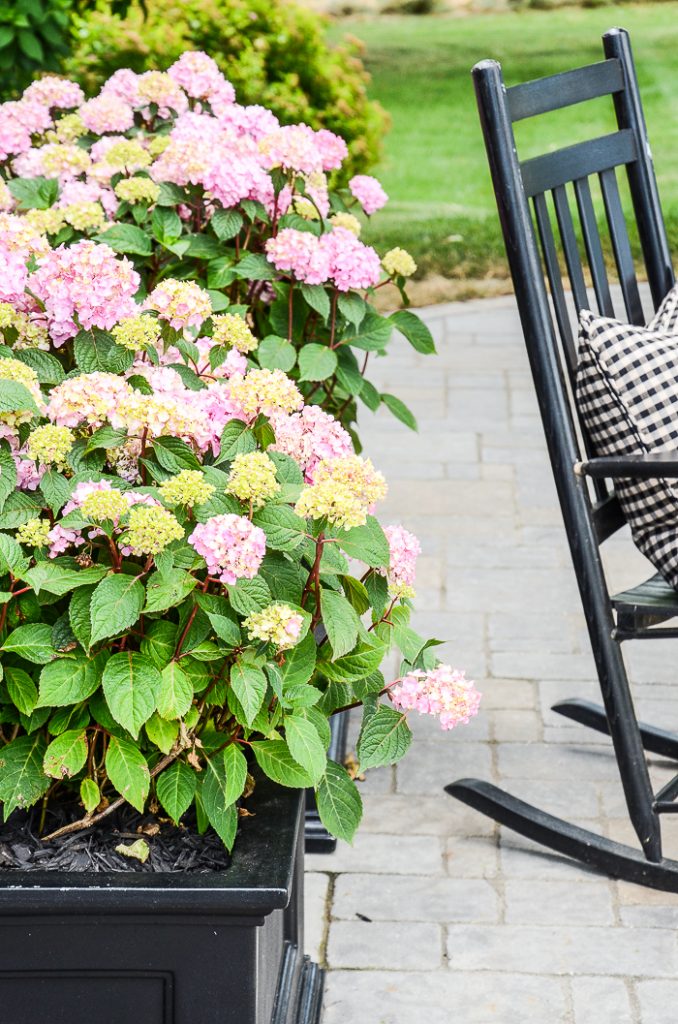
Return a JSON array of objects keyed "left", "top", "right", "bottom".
[{"left": 473, "top": 28, "right": 674, "bottom": 542}]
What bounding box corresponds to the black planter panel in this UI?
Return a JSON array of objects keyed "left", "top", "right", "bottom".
[{"left": 0, "top": 783, "right": 323, "bottom": 1024}]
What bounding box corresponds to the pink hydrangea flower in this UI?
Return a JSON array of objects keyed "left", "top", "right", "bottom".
[
  {"left": 16, "top": 455, "right": 45, "bottom": 491},
  {"left": 47, "top": 524, "right": 84, "bottom": 558},
  {"left": 202, "top": 149, "right": 270, "bottom": 210},
  {"left": 47, "top": 372, "right": 131, "bottom": 428},
  {"left": 100, "top": 68, "right": 141, "bottom": 106},
  {"left": 30, "top": 240, "right": 140, "bottom": 345},
  {"left": 0, "top": 245, "right": 29, "bottom": 302},
  {"left": 259, "top": 124, "right": 322, "bottom": 174},
  {"left": 265, "top": 228, "right": 330, "bottom": 285},
  {"left": 168, "top": 51, "right": 230, "bottom": 100},
  {"left": 321, "top": 227, "right": 381, "bottom": 292},
  {"left": 391, "top": 666, "right": 481, "bottom": 731},
  {"left": 383, "top": 524, "right": 421, "bottom": 598},
  {"left": 270, "top": 406, "right": 353, "bottom": 482},
  {"left": 314, "top": 129, "right": 348, "bottom": 171},
  {"left": 0, "top": 107, "right": 32, "bottom": 161},
  {"left": 79, "top": 94, "right": 135, "bottom": 135},
  {"left": 4, "top": 99, "right": 52, "bottom": 135},
  {"left": 150, "top": 137, "right": 211, "bottom": 187},
  {"left": 349, "top": 174, "right": 388, "bottom": 215},
  {"left": 170, "top": 111, "right": 225, "bottom": 145},
  {"left": 215, "top": 103, "right": 279, "bottom": 139},
  {"left": 23, "top": 77, "right": 84, "bottom": 111},
  {"left": 145, "top": 278, "right": 212, "bottom": 331},
  {"left": 188, "top": 513, "right": 266, "bottom": 585},
  {"left": 137, "top": 71, "right": 188, "bottom": 118}
]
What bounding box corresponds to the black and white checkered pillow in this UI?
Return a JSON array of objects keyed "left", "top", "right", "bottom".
[{"left": 576, "top": 284, "right": 678, "bottom": 588}]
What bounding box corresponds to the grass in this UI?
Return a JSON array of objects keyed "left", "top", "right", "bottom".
[{"left": 330, "top": 5, "right": 678, "bottom": 283}]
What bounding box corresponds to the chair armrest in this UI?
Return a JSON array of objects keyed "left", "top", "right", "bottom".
[{"left": 575, "top": 452, "right": 678, "bottom": 479}]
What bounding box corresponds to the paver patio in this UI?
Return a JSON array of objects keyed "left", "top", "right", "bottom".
[{"left": 304, "top": 292, "right": 678, "bottom": 1023}]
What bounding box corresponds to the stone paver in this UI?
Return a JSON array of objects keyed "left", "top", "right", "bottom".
[{"left": 303, "top": 293, "right": 677, "bottom": 1021}]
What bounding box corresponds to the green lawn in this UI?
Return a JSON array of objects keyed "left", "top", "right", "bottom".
[{"left": 331, "top": 5, "right": 678, "bottom": 281}]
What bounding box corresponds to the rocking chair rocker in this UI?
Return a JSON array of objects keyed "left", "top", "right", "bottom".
[{"left": 446, "top": 28, "right": 678, "bottom": 890}]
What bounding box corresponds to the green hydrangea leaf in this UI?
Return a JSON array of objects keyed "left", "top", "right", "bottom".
[
  {"left": 0, "top": 734, "right": 49, "bottom": 818},
  {"left": 315, "top": 760, "right": 362, "bottom": 843},
  {"left": 357, "top": 704, "right": 412, "bottom": 770},
  {"left": 102, "top": 651, "right": 162, "bottom": 739},
  {"left": 43, "top": 729, "right": 88, "bottom": 779},
  {"left": 156, "top": 761, "right": 197, "bottom": 824},
  {"left": 90, "top": 575, "right": 145, "bottom": 645},
  {"left": 105, "top": 735, "right": 150, "bottom": 812},
  {"left": 2, "top": 623, "right": 57, "bottom": 665},
  {"left": 250, "top": 739, "right": 315, "bottom": 788}
]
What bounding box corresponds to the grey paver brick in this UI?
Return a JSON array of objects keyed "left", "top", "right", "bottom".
[
  {"left": 360, "top": 793, "right": 495, "bottom": 837},
  {"left": 327, "top": 920, "right": 443, "bottom": 970},
  {"left": 446, "top": 923, "right": 678, "bottom": 976},
  {"left": 322, "top": 970, "right": 568, "bottom": 1024},
  {"left": 395, "top": 740, "right": 493, "bottom": 794},
  {"left": 444, "top": 835, "right": 500, "bottom": 879},
  {"left": 571, "top": 977, "right": 634, "bottom": 1024},
  {"left": 503, "top": 879, "right": 615, "bottom": 926},
  {"left": 304, "top": 872, "right": 330, "bottom": 962},
  {"left": 305, "top": 832, "right": 444, "bottom": 876},
  {"left": 332, "top": 873, "right": 499, "bottom": 923},
  {"left": 635, "top": 980, "right": 678, "bottom": 1024}
]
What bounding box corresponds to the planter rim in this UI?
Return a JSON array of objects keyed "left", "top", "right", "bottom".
[{"left": 0, "top": 779, "right": 302, "bottom": 917}]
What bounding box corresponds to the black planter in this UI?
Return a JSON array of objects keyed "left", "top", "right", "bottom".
[
  {"left": 305, "top": 710, "right": 349, "bottom": 854},
  {"left": 0, "top": 780, "right": 323, "bottom": 1024}
]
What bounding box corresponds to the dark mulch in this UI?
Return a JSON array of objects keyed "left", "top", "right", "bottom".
[{"left": 0, "top": 801, "right": 232, "bottom": 874}]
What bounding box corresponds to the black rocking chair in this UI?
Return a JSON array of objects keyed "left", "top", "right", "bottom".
[{"left": 446, "top": 28, "right": 678, "bottom": 890}]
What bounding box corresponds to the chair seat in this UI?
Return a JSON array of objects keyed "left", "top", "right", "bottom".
[{"left": 611, "top": 572, "right": 678, "bottom": 631}]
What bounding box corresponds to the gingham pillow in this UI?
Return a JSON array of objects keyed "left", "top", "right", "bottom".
[{"left": 576, "top": 284, "right": 678, "bottom": 588}]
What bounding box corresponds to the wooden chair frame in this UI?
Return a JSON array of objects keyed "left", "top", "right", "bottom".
[{"left": 446, "top": 28, "right": 678, "bottom": 890}]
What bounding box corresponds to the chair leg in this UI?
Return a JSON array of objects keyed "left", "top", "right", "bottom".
[
  {"left": 552, "top": 698, "right": 678, "bottom": 761},
  {"left": 447, "top": 778, "right": 678, "bottom": 892}
]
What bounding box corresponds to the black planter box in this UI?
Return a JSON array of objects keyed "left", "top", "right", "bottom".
[{"left": 0, "top": 781, "right": 322, "bottom": 1024}]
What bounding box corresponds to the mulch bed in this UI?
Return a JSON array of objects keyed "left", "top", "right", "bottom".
[{"left": 0, "top": 801, "right": 232, "bottom": 874}]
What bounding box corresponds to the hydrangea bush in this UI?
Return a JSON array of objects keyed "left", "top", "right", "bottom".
[
  {"left": 0, "top": 51, "right": 429, "bottom": 448},
  {"left": 0, "top": 54, "right": 479, "bottom": 851}
]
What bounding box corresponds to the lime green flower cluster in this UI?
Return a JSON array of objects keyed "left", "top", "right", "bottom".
[
  {"left": 0, "top": 359, "right": 44, "bottom": 427},
  {"left": 114, "top": 178, "right": 161, "bottom": 205},
  {"left": 16, "top": 518, "right": 50, "bottom": 549},
  {"left": 159, "top": 469, "right": 215, "bottom": 508},
  {"left": 104, "top": 140, "right": 151, "bottom": 171},
  {"left": 80, "top": 488, "right": 130, "bottom": 522},
  {"left": 42, "top": 144, "right": 90, "bottom": 177},
  {"left": 124, "top": 505, "right": 184, "bottom": 555},
  {"left": 296, "top": 456, "right": 387, "bottom": 530},
  {"left": 330, "top": 212, "right": 361, "bottom": 237},
  {"left": 226, "top": 452, "right": 280, "bottom": 508},
  {"left": 62, "top": 202, "right": 106, "bottom": 232},
  {"left": 212, "top": 313, "right": 258, "bottom": 354},
  {"left": 0, "top": 304, "right": 49, "bottom": 350},
  {"left": 47, "top": 113, "right": 86, "bottom": 144},
  {"left": 25, "top": 208, "right": 65, "bottom": 236},
  {"left": 292, "top": 197, "right": 320, "bottom": 221},
  {"left": 112, "top": 314, "right": 162, "bottom": 351},
  {"left": 295, "top": 479, "right": 365, "bottom": 530},
  {"left": 148, "top": 136, "right": 170, "bottom": 157},
  {"left": 27, "top": 425, "right": 75, "bottom": 469},
  {"left": 382, "top": 247, "right": 417, "bottom": 279},
  {"left": 243, "top": 603, "right": 304, "bottom": 650}
]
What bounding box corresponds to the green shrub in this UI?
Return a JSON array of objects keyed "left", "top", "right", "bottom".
[
  {"left": 0, "top": 0, "right": 71, "bottom": 99},
  {"left": 66, "top": 0, "right": 388, "bottom": 177}
]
